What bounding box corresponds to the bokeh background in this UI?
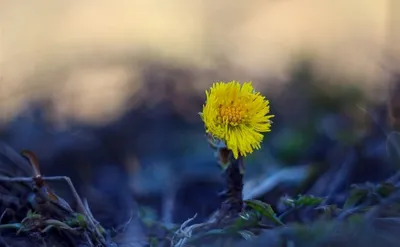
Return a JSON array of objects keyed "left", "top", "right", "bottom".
[{"left": 1, "top": 0, "right": 400, "bottom": 237}]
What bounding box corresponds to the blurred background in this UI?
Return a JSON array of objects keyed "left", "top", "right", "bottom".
[{"left": 0, "top": 0, "right": 400, "bottom": 235}]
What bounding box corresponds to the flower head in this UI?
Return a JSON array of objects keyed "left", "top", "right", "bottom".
[{"left": 200, "top": 81, "right": 274, "bottom": 159}]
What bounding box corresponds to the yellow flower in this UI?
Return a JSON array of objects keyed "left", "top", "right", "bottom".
[{"left": 200, "top": 81, "right": 274, "bottom": 159}]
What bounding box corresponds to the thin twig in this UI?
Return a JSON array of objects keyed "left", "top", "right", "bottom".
[
  {"left": 171, "top": 214, "right": 199, "bottom": 247},
  {"left": 0, "top": 208, "right": 11, "bottom": 223},
  {"left": 82, "top": 199, "right": 95, "bottom": 221},
  {"left": 114, "top": 210, "right": 134, "bottom": 233}
]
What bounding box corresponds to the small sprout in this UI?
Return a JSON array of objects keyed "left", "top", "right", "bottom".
[
  {"left": 245, "top": 199, "right": 284, "bottom": 226},
  {"left": 281, "top": 195, "right": 324, "bottom": 208},
  {"left": 294, "top": 195, "right": 324, "bottom": 207},
  {"left": 26, "top": 210, "right": 41, "bottom": 219},
  {"left": 66, "top": 213, "right": 88, "bottom": 228}
]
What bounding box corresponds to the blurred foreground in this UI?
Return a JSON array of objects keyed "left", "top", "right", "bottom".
[{"left": 1, "top": 0, "right": 400, "bottom": 246}]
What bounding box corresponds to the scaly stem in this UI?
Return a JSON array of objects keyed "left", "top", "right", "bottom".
[
  {"left": 223, "top": 154, "right": 244, "bottom": 215},
  {"left": 215, "top": 149, "right": 244, "bottom": 221}
]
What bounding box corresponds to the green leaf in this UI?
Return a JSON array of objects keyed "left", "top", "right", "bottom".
[
  {"left": 343, "top": 187, "right": 368, "bottom": 209},
  {"left": 281, "top": 195, "right": 324, "bottom": 209},
  {"left": 229, "top": 211, "right": 259, "bottom": 230},
  {"left": 26, "top": 210, "right": 41, "bottom": 219},
  {"left": 294, "top": 195, "right": 324, "bottom": 207},
  {"left": 76, "top": 213, "right": 88, "bottom": 228},
  {"left": 376, "top": 182, "right": 396, "bottom": 197},
  {"left": 66, "top": 213, "right": 88, "bottom": 228},
  {"left": 245, "top": 199, "right": 285, "bottom": 226}
]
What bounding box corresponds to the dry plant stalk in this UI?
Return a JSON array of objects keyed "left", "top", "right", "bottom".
[{"left": 0, "top": 145, "right": 114, "bottom": 247}]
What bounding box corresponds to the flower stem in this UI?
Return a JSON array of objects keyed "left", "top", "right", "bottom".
[{"left": 218, "top": 149, "right": 244, "bottom": 218}]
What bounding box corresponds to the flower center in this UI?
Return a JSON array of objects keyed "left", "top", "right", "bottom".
[{"left": 217, "top": 103, "right": 247, "bottom": 126}]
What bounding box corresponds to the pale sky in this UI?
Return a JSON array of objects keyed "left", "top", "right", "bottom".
[{"left": 0, "top": 0, "right": 394, "bottom": 123}]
